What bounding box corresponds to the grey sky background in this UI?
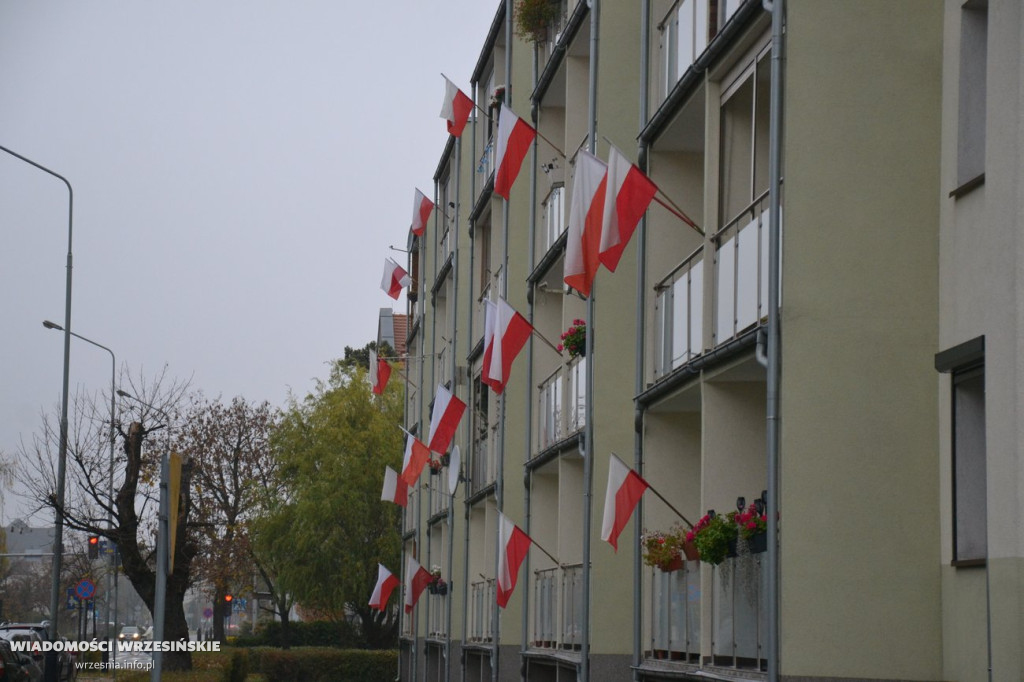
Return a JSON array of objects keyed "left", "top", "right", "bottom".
[{"left": 0, "top": 1, "right": 499, "bottom": 523}]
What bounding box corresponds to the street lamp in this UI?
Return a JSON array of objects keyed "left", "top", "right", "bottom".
[
  {"left": 42, "top": 320, "right": 119, "bottom": 668},
  {"left": 116, "top": 389, "right": 171, "bottom": 682},
  {"left": 2, "top": 144, "right": 74, "bottom": 682}
]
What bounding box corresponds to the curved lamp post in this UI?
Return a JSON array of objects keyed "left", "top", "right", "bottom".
[
  {"left": 42, "top": 321, "right": 118, "bottom": 669},
  {"left": 2, "top": 144, "right": 73, "bottom": 682}
]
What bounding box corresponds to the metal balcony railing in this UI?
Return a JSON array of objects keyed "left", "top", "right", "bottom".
[
  {"left": 469, "top": 578, "right": 496, "bottom": 643},
  {"left": 658, "top": 0, "right": 745, "bottom": 101},
  {"left": 648, "top": 559, "right": 701, "bottom": 662},
  {"left": 535, "top": 356, "right": 586, "bottom": 452},
  {"left": 653, "top": 246, "right": 704, "bottom": 378},
  {"left": 403, "top": 488, "right": 418, "bottom": 534},
  {"left": 713, "top": 190, "right": 771, "bottom": 346},
  {"left": 543, "top": 185, "right": 566, "bottom": 254},
  {"left": 428, "top": 471, "right": 450, "bottom": 518},
  {"left": 532, "top": 562, "right": 584, "bottom": 651},
  {"left": 427, "top": 590, "right": 448, "bottom": 638},
  {"left": 711, "top": 549, "right": 767, "bottom": 670},
  {"left": 470, "top": 423, "right": 497, "bottom": 495},
  {"left": 478, "top": 137, "right": 495, "bottom": 184}
]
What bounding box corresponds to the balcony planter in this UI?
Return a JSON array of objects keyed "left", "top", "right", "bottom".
[
  {"left": 657, "top": 555, "right": 685, "bottom": 573},
  {"left": 642, "top": 524, "right": 689, "bottom": 571},
  {"left": 682, "top": 539, "right": 700, "bottom": 562},
  {"left": 557, "top": 319, "right": 586, "bottom": 358},
  {"left": 513, "top": 0, "right": 562, "bottom": 44}
]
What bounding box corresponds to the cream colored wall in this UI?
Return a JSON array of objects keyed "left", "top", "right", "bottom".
[
  {"left": 780, "top": 1, "right": 943, "bottom": 678},
  {"left": 701, "top": 376, "right": 765, "bottom": 512},
  {"left": 644, "top": 409, "right": 703, "bottom": 528}
]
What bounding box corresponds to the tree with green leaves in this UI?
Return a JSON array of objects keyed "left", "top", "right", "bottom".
[{"left": 256, "top": 355, "right": 403, "bottom": 648}]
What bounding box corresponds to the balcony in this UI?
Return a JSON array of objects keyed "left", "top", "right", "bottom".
[
  {"left": 440, "top": 227, "right": 452, "bottom": 265},
  {"left": 647, "top": 560, "right": 700, "bottom": 662},
  {"left": 654, "top": 246, "right": 704, "bottom": 378},
  {"left": 537, "top": 0, "right": 571, "bottom": 68},
  {"left": 536, "top": 356, "right": 586, "bottom": 452},
  {"left": 711, "top": 550, "right": 767, "bottom": 670},
  {"left": 658, "top": 0, "right": 745, "bottom": 103},
  {"left": 713, "top": 191, "right": 770, "bottom": 346},
  {"left": 438, "top": 344, "right": 451, "bottom": 390},
  {"left": 470, "top": 423, "right": 497, "bottom": 496},
  {"left": 403, "top": 487, "right": 418, "bottom": 535},
  {"left": 427, "top": 590, "right": 448, "bottom": 638},
  {"left": 542, "top": 185, "right": 566, "bottom": 254},
  {"left": 469, "top": 578, "right": 496, "bottom": 643},
  {"left": 532, "top": 562, "right": 583, "bottom": 651},
  {"left": 477, "top": 137, "right": 495, "bottom": 185},
  {"left": 427, "top": 471, "right": 450, "bottom": 518}
]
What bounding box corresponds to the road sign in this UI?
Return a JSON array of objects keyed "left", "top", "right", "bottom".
[
  {"left": 75, "top": 578, "right": 95, "bottom": 601},
  {"left": 66, "top": 587, "right": 78, "bottom": 610},
  {"left": 203, "top": 607, "right": 213, "bottom": 619}
]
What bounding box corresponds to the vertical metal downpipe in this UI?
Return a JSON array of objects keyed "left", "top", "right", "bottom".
[
  {"left": 581, "top": 2, "right": 599, "bottom": 681},
  {"left": 633, "top": 2, "right": 652, "bottom": 679},
  {"left": 446, "top": 136, "right": 462, "bottom": 682},
  {"left": 765, "top": 0, "right": 785, "bottom": 680}
]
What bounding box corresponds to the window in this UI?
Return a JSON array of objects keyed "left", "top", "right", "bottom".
[
  {"left": 956, "top": 0, "right": 987, "bottom": 188},
  {"left": 936, "top": 336, "right": 986, "bottom": 564},
  {"left": 719, "top": 50, "right": 771, "bottom": 225}
]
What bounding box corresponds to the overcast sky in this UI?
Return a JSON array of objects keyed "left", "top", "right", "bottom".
[{"left": 0, "top": 1, "right": 500, "bottom": 523}]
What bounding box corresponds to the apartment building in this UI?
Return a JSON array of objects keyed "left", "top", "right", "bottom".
[{"left": 392, "top": 1, "right": 1020, "bottom": 680}]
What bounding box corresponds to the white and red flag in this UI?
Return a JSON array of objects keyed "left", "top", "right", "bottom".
[
  {"left": 404, "top": 556, "right": 434, "bottom": 613},
  {"left": 496, "top": 512, "right": 533, "bottom": 608},
  {"left": 400, "top": 432, "right": 431, "bottom": 487},
  {"left": 486, "top": 297, "right": 533, "bottom": 394},
  {"left": 427, "top": 385, "right": 466, "bottom": 454},
  {"left": 381, "top": 258, "right": 411, "bottom": 300},
  {"left": 599, "top": 146, "right": 658, "bottom": 272},
  {"left": 493, "top": 103, "right": 536, "bottom": 200},
  {"left": 411, "top": 189, "right": 434, "bottom": 238},
  {"left": 380, "top": 466, "right": 409, "bottom": 508},
  {"left": 564, "top": 150, "right": 608, "bottom": 297},
  {"left": 369, "top": 349, "right": 392, "bottom": 395},
  {"left": 369, "top": 564, "right": 400, "bottom": 611},
  {"left": 600, "top": 453, "right": 651, "bottom": 551},
  {"left": 481, "top": 299, "right": 498, "bottom": 389},
  {"left": 440, "top": 78, "right": 473, "bottom": 138}
]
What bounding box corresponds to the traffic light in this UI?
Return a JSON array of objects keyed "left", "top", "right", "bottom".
[
  {"left": 87, "top": 536, "right": 99, "bottom": 559},
  {"left": 224, "top": 594, "right": 232, "bottom": 604}
]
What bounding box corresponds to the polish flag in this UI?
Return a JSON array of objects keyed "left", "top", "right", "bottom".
[
  {"left": 411, "top": 189, "right": 434, "bottom": 237},
  {"left": 598, "top": 146, "right": 658, "bottom": 272},
  {"left": 404, "top": 556, "right": 434, "bottom": 613},
  {"left": 369, "top": 564, "right": 400, "bottom": 611},
  {"left": 380, "top": 466, "right": 409, "bottom": 508},
  {"left": 563, "top": 150, "right": 608, "bottom": 297},
  {"left": 427, "top": 385, "right": 466, "bottom": 454},
  {"left": 481, "top": 299, "right": 497, "bottom": 389},
  {"left": 497, "top": 512, "right": 532, "bottom": 608},
  {"left": 487, "top": 297, "right": 533, "bottom": 394},
  {"left": 440, "top": 78, "right": 473, "bottom": 138},
  {"left": 381, "top": 258, "right": 411, "bottom": 300},
  {"left": 600, "top": 453, "right": 650, "bottom": 551},
  {"left": 369, "top": 349, "right": 392, "bottom": 395},
  {"left": 400, "top": 433, "right": 431, "bottom": 487},
  {"left": 493, "top": 103, "right": 536, "bottom": 200}
]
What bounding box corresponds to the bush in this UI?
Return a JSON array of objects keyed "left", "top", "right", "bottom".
[
  {"left": 222, "top": 649, "right": 248, "bottom": 682},
  {"left": 234, "top": 620, "right": 362, "bottom": 649},
  {"left": 249, "top": 647, "right": 397, "bottom": 682}
]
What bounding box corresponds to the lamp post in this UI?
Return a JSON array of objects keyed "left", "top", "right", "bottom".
[
  {"left": 1, "top": 144, "right": 73, "bottom": 682},
  {"left": 42, "top": 321, "right": 118, "bottom": 670},
  {"left": 115, "top": 390, "right": 170, "bottom": 682}
]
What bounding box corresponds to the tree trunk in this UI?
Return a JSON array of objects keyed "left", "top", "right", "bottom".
[{"left": 212, "top": 588, "right": 227, "bottom": 643}]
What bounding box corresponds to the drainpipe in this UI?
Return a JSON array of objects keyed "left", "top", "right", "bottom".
[
  {"left": 493, "top": 6, "right": 513, "bottom": 682},
  {"left": 446, "top": 135, "right": 462, "bottom": 682},
  {"left": 633, "top": 2, "right": 652, "bottom": 679},
  {"left": 460, "top": 79, "right": 479, "bottom": 682},
  {"left": 580, "top": 2, "right": 599, "bottom": 681},
  {"left": 764, "top": 0, "right": 784, "bottom": 680},
  {"left": 521, "top": 47, "right": 540, "bottom": 682}
]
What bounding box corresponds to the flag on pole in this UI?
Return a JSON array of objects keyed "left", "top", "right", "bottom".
[
  {"left": 497, "top": 512, "right": 532, "bottom": 608},
  {"left": 440, "top": 78, "right": 473, "bottom": 138},
  {"left": 427, "top": 384, "right": 466, "bottom": 454},
  {"left": 600, "top": 453, "right": 650, "bottom": 551},
  {"left": 493, "top": 103, "right": 536, "bottom": 200},
  {"left": 400, "top": 433, "right": 431, "bottom": 486},
  {"left": 404, "top": 556, "right": 434, "bottom": 613},
  {"left": 381, "top": 258, "right": 411, "bottom": 300},
  {"left": 380, "top": 466, "right": 409, "bottom": 507},
  {"left": 481, "top": 299, "right": 498, "bottom": 389},
  {"left": 564, "top": 150, "right": 608, "bottom": 297},
  {"left": 369, "top": 564, "right": 400, "bottom": 610},
  {"left": 411, "top": 189, "right": 434, "bottom": 238},
  {"left": 598, "top": 146, "right": 658, "bottom": 272},
  {"left": 486, "top": 297, "right": 533, "bottom": 394},
  {"left": 369, "top": 349, "right": 392, "bottom": 395}
]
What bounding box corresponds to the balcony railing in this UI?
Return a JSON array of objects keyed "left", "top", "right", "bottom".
[
  {"left": 654, "top": 246, "right": 704, "bottom": 378},
  {"left": 478, "top": 137, "right": 495, "bottom": 183},
  {"left": 543, "top": 185, "right": 566, "bottom": 253},
  {"left": 711, "top": 550, "right": 767, "bottom": 670},
  {"left": 470, "top": 423, "right": 497, "bottom": 495},
  {"left": 427, "top": 590, "right": 448, "bottom": 638},
  {"left": 469, "top": 579, "right": 496, "bottom": 643},
  {"left": 403, "top": 487, "right": 418, "bottom": 534},
  {"left": 538, "top": 0, "right": 571, "bottom": 67},
  {"left": 648, "top": 560, "right": 701, "bottom": 662},
  {"left": 440, "top": 228, "right": 452, "bottom": 264},
  {"left": 532, "top": 562, "right": 584, "bottom": 651},
  {"left": 713, "top": 190, "right": 770, "bottom": 346},
  {"left": 438, "top": 344, "right": 450, "bottom": 390},
  {"left": 428, "top": 471, "right": 450, "bottom": 518},
  {"left": 536, "top": 356, "right": 586, "bottom": 452},
  {"left": 659, "top": 0, "right": 744, "bottom": 101}
]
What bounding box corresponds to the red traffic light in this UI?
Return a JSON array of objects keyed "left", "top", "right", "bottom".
[
  {"left": 224, "top": 594, "right": 233, "bottom": 603},
  {"left": 87, "top": 536, "right": 100, "bottom": 559},
  {"left": 88, "top": 536, "right": 99, "bottom": 545}
]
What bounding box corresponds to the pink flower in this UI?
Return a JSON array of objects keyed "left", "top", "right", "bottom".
[
  {"left": 685, "top": 531, "right": 694, "bottom": 542},
  {"left": 746, "top": 521, "right": 756, "bottom": 530},
  {"left": 556, "top": 344, "right": 563, "bottom": 352},
  {"left": 567, "top": 326, "right": 576, "bottom": 335}
]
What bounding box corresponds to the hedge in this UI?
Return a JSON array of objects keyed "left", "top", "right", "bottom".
[
  {"left": 246, "top": 647, "right": 397, "bottom": 682},
  {"left": 233, "top": 620, "right": 363, "bottom": 648}
]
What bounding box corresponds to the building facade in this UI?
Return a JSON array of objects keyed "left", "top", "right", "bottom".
[{"left": 392, "top": 1, "right": 1018, "bottom": 680}]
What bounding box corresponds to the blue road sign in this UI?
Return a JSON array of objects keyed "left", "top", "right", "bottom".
[
  {"left": 74, "top": 578, "right": 95, "bottom": 600},
  {"left": 66, "top": 587, "right": 78, "bottom": 610}
]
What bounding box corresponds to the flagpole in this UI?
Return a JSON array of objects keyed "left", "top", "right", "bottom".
[
  {"left": 530, "top": 328, "right": 564, "bottom": 357},
  {"left": 610, "top": 453, "right": 694, "bottom": 528},
  {"left": 652, "top": 193, "right": 704, "bottom": 236}
]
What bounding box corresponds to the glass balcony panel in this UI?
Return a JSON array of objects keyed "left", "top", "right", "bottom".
[
  {"left": 714, "top": 192, "right": 769, "bottom": 346},
  {"left": 403, "top": 488, "right": 418, "bottom": 534},
  {"left": 568, "top": 357, "right": 586, "bottom": 435},
  {"left": 715, "top": 239, "right": 736, "bottom": 344},
  {"left": 735, "top": 217, "right": 759, "bottom": 332},
  {"left": 543, "top": 186, "right": 566, "bottom": 252},
  {"left": 689, "top": 260, "right": 704, "bottom": 359},
  {"left": 676, "top": 1, "right": 694, "bottom": 80},
  {"left": 649, "top": 560, "right": 700, "bottom": 660},
  {"left": 428, "top": 592, "right": 448, "bottom": 637},
  {"left": 654, "top": 288, "right": 670, "bottom": 377},
  {"left": 478, "top": 138, "right": 495, "bottom": 184},
  {"left": 470, "top": 579, "right": 495, "bottom": 643},
  {"left": 562, "top": 563, "right": 584, "bottom": 650},
  {"left": 533, "top": 566, "right": 558, "bottom": 649},
  {"left": 537, "top": 367, "right": 563, "bottom": 451},
  {"left": 712, "top": 552, "right": 766, "bottom": 669}
]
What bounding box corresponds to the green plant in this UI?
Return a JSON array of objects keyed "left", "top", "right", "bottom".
[
  {"left": 641, "top": 523, "right": 688, "bottom": 570},
  {"left": 221, "top": 649, "right": 249, "bottom": 682},
  {"left": 557, "top": 319, "right": 586, "bottom": 358},
  {"left": 514, "top": 0, "right": 562, "bottom": 43},
  {"left": 688, "top": 512, "right": 738, "bottom": 566}
]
